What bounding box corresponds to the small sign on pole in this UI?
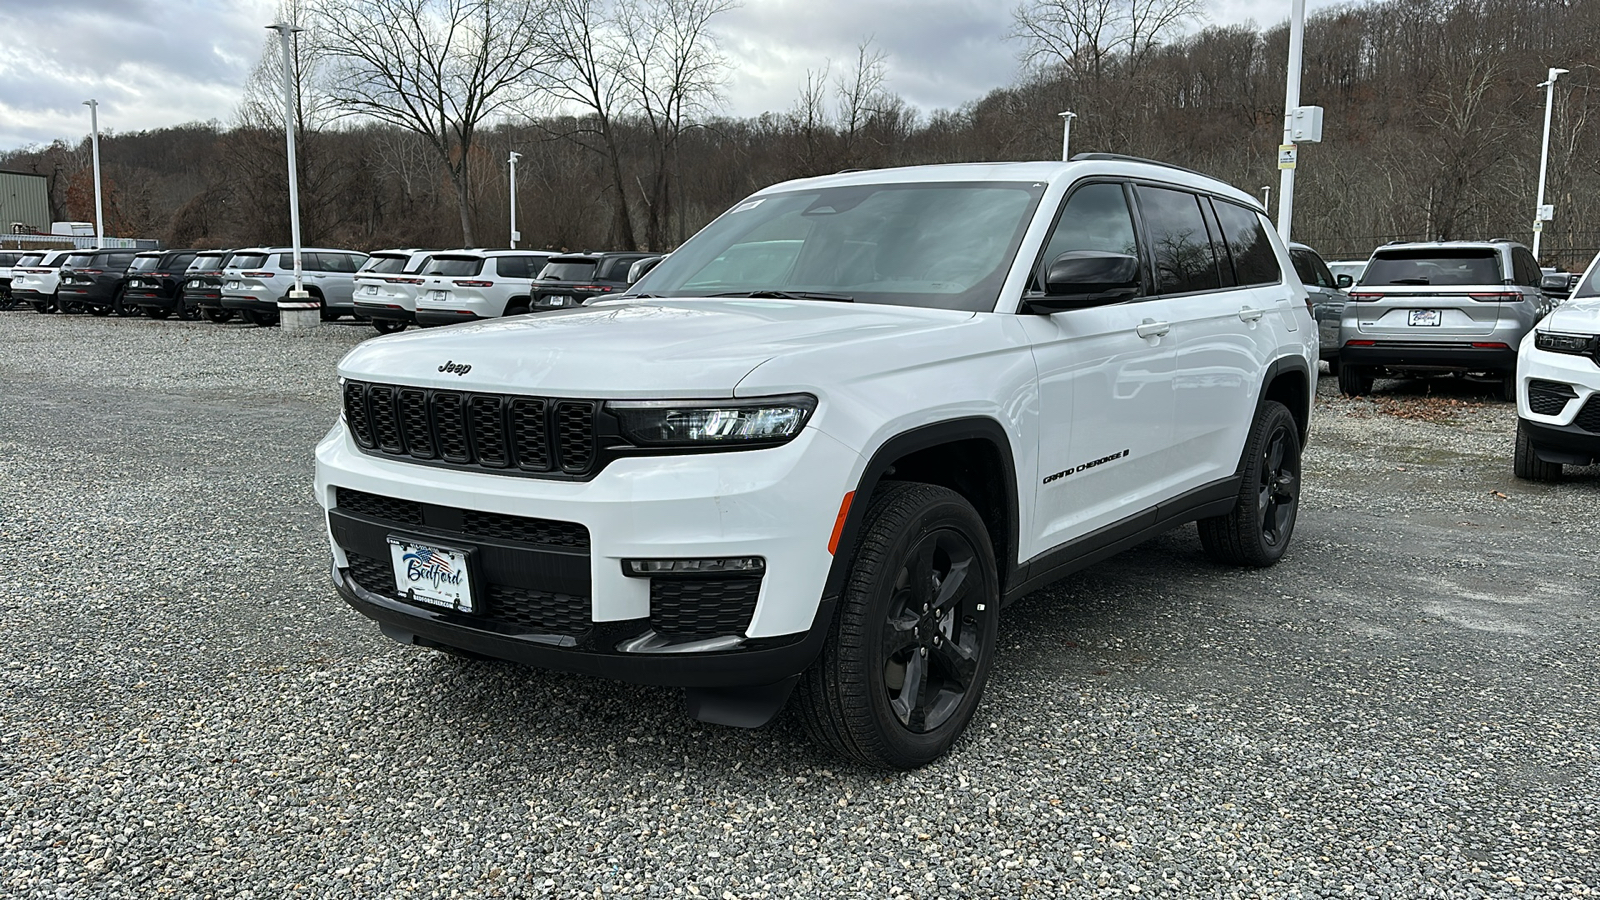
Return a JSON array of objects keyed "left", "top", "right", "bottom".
[
  {"left": 1278, "top": 144, "right": 1297, "bottom": 170},
  {"left": 1533, "top": 221, "right": 1545, "bottom": 233},
  {"left": 1537, "top": 204, "right": 1555, "bottom": 221}
]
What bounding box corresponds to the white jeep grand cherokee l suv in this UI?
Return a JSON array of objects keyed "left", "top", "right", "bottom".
[
  {"left": 1515, "top": 252, "right": 1600, "bottom": 480},
  {"left": 316, "top": 157, "right": 1317, "bottom": 768},
  {"left": 413, "top": 250, "right": 554, "bottom": 326}
]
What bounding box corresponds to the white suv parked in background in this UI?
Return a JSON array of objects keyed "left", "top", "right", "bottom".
[
  {"left": 1515, "top": 252, "right": 1600, "bottom": 480},
  {"left": 316, "top": 157, "right": 1317, "bottom": 768},
  {"left": 413, "top": 250, "right": 554, "bottom": 326},
  {"left": 10, "top": 249, "right": 72, "bottom": 313},
  {"left": 221, "top": 247, "right": 370, "bottom": 327},
  {"left": 354, "top": 249, "right": 435, "bottom": 335}
]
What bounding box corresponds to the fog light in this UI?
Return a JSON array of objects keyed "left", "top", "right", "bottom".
[{"left": 624, "top": 557, "right": 765, "bottom": 577}]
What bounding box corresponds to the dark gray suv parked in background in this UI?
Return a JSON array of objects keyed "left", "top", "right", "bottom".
[
  {"left": 1337, "top": 240, "right": 1551, "bottom": 399},
  {"left": 1289, "top": 242, "right": 1345, "bottom": 375}
]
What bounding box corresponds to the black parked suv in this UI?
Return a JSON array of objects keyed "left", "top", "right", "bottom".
[
  {"left": 530, "top": 251, "right": 656, "bottom": 310},
  {"left": 124, "top": 249, "right": 200, "bottom": 319},
  {"left": 56, "top": 249, "right": 138, "bottom": 316},
  {"left": 182, "top": 250, "right": 238, "bottom": 322}
]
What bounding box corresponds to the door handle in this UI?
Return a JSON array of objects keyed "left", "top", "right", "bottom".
[
  {"left": 1238, "top": 307, "right": 1264, "bottom": 322},
  {"left": 1135, "top": 319, "right": 1170, "bottom": 338}
]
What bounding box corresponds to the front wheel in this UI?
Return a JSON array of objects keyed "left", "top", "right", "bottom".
[
  {"left": 1198, "top": 400, "right": 1302, "bottom": 568},
  {"left": 795, "top": 482, "right": 1000, "bottom": 770},
  {"left": 1513, "top": 419, "right": 1561, "bottom": 482},
  {"left": 372, "top": 319, "right": 407, "bottom": 334},
  {"left": 1499, "top": 372, "right": 1517, "bottom": 403}
]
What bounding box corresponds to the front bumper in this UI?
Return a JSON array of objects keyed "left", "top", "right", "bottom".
[
  {"left": 1339, "top": 341, "right": 1517, "bottom": 372},
  {"left": 1517, "top": 343, "right": 1600, "bottom": 463},
  {"left": 315, "top": 421, "right": 864, "bottom": 683}
]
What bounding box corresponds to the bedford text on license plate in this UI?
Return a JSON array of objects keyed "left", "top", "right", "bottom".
[
  {"left": 1408, "top": 309, "right": 1442, "bottom": 326},
  {"left": 387, "top": 537, "right": 474, "bottom": 611}
]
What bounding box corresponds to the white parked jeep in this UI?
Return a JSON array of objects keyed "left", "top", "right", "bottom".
[{"left": 316, "top": 157, "right": 1317, "bottom": 768}]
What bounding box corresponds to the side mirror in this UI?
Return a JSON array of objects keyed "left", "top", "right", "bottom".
[
  {"left": 1336, "top": 274, "right": 1354, "bottom": 289},
  {"left": 1023, "top": 251, "right": 1140, "bottom": 313},
  {"left": 1540, "top": 273, "right": 1569, "bottom": 291}
]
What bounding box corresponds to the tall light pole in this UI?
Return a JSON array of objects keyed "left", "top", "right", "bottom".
[
  {"left": 1276, "top": 0, "right": 1307, "bottom": 242},
  {"left": 1533, "top": 66, "right": 1569, "bottom": 260},
  {"left": 267, "top": 22, "right": 306, "bottom": 298},
  {"left": 508, "top": 151, "right": 521, "bottom": 249},
  {"left": 1058, "top": 111, "right": 1077, "bottom": 161},
  {"left": 82, "top": 100, "right": 104, "bottom": 248}
]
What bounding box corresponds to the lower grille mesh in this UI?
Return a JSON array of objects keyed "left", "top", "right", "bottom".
[{"left": 650, "top": 578, "right": 762, "bottom": 637}]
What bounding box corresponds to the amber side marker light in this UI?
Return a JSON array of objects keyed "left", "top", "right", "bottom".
[{"left": 828, "top": 491, "right": 855, "bottom": 555}]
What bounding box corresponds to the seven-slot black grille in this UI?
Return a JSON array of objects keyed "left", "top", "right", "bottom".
[
  {"left": 343, "top": 380, "right": 598, "bottom": 477},
  {"left": 1576, "top": 396, "right": 1600, "bottom": 434},
  {"left": 1528, "top": 380, "right": 1578, "bottom": 417},
  {"left": 649, "top": 578, "right": 762, "bottom": 637}
]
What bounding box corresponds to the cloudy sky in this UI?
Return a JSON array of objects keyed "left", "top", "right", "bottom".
[{"left": 0, "top": 0, "right": 1346, "bottom": 151}]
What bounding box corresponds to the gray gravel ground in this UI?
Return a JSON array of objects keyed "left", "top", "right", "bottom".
[{"left": 2, "top": 310, "right": 1598, "bottom": 899}]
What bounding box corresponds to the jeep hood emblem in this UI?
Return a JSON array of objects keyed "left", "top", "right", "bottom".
[{"left": 438, "top": 360, "right": 472, "bottom": 376}]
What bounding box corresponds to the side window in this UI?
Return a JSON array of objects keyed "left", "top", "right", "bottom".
[
  {"left": 1212, "top": 200, "right": 1281, "bottom": 287},
  {"left": 279, "top": 252, "right": 297, "bottom": 270},
  {"left": 1036, "top": 181, "right": 1139, "bottom": 286},
  {"left": 1514, "top": 248, "right": 1539, "bottom": 286},
  {"left": 1137, "top": 186, "right": 1221, "bottom": 294}
]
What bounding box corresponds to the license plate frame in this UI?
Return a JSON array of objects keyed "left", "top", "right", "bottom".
[
  {"left": 386, "top": 536, "right": 475, "bottom": 612},
  {"left": 428, "top": 289, "right": 449, "bottom": 301},
  {"left": 1408, "top": 309, "right": 1442, "bottom": 327}
]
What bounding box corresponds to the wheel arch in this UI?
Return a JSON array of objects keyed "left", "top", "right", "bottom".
[
  {"left": 1259, "top": 354, "right": 1312, "bottom": 446},
  {"left": 823, "top": 418, "right": 1021, "bottom": 601}
]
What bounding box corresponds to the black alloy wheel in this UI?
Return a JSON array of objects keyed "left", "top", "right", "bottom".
[
  {"left": 203, "top": 308, "right": 233, "bottom": 324},
  {"left": 146, "top": 306, "right": 171, "bottom": 320},
  {"left": 87, "top": 303, "right": 111, "bottom": 317},
  {"left": 796, "top": 482, "right": 1000, "bottom": 769},
  {"left": 32, "top": 299, "right": 57, "bottom": 313},
  {"left": 372, "top": 319, "right": 406, "bottom": 334},
  {"left": 1199, "top": 400, "right": 1302, "bottom": 567},
  {"left": 175, "top": 299, "right": 199, "bottom": 321},
  {"left": 114, "top": 290, "right": 141, "bottom": 317}
]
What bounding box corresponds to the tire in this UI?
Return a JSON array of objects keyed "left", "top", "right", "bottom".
[
  {"left": 506, "top": 299, "right": 531, "bottom": 316},
  {"left": 241, "top": 309, "right": 278, "bottom": 327},
  {"left": 1338, "top": 363, "right": 1373, "bottom": 397},
  {"left": 1513, "top": 419, "right": 1561, "bottom": 482},
  {"left": 795, "top": 482, "right": 1000, "bottom": 770},
  {"left": 175, "top": 300, "right": 199, "bottom": 321},
  {"left": 114, "top": 291, "right": 141, "bottom": 317},
  {"left": 372, "top": 318, "right": 407, "bottom": 334},
  {"left": 32, "top": 300, "right": 56, "bottom": 314},
  {"left": 87, "top": 304, "right": 111, "bottom": 317},
  {"left": 1499, "top": 372, "right": 1517, "bottom": 402},
  {"left": 320, "top": 306, "right": 341, "bottom": 322},
  {"left": 146, "top": 307, "right": 171, "bottom": 320},
  {"left": 1198, "top": 400, "right": 1302, "bottom": 568},
  {"left": 1324, "top": 355, "right": 1340, "bottom": 377},
  {"left": 203, "top": 308, "right": 233, "bottom": 324}
]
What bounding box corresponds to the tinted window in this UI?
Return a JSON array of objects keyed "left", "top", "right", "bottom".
[
  {"left": 364, "top": 255, "right": 410, "bottom": 275},
  {"left": 1362, "top": 249, "right": 1500, "bottom": 286},
  {"left": 1213, "top": 201, "right": 1280, "bottom": 286},
  {"left": 1290, "top": 250, "right": 1334, "bottom": 288},
  {"left": 427, "top": 257, "right": 485, "bottom": 277},
  {"left": 328, "top": 253, "right": 365, "bottom": 273},
  {"left": 65, "top": 254, "right": 95, "bottom": 267},
  {"left": 1138, "top": 186, "right": 1221, "bottom": 294},
  {"left": 231, "top": 253, "right": 269, "bottom": 269},
  {"left": 1573, "top": 258, "right": 1600, "bottom": 299},
  {"left": 1037, "top": 182, "right": 1138, "bottom": 286},
  {"left": 1513, "top": 248, "right": 1540, "bottom": 286},
  {"left": 0, "top": 253, "right": 21, "bottom": 266},
  {"left": 15, "top": 254, "right": 42, "bottom": 267},
  {"left": 189, "top": 254, "right": 228, "bottom": 272},
  {"left": 492, "top": 255, "right": 548, "bottom": 279},
  {"left": 128, "top": 256, "right": 161, "bottom": 272},
  {"left": 540, "top": 260, "right": 597, "bottom": 281}
]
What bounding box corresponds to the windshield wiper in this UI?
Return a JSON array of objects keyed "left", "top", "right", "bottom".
[{"left": 708, "top": 290, "right": 854, "bottom": 302}]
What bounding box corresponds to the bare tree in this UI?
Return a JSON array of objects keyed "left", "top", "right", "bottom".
[
  {"left": 313, "top": 0, "right": 550, "bottom": 244},
  {"left": 1012, "top": 0, "right": 1202, "bottom": 79}
]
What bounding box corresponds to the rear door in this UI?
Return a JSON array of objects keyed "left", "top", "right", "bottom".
[{"left": 1351, "top": 248, "right": 1504, "bottom": 339}]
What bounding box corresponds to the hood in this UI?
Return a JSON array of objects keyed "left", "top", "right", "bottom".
[
  {"left": 337, "top": 297, "right": 976, "bottom": 397},
  {"left": 1543, "top": 297, "right": 1600, "bottom": 336}
]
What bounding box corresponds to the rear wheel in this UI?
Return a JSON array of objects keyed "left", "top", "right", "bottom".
[
  {"left": 146, "top": 307, "right": 171, "bottom": 320},
  {"left": 1199, "top": 401, "right": 1302, "bottom": 568},
  {"left": 1324, "top": 355, "right": 1341, "bottom": 377},
  {"left": 203, "top": 308, "right": 233, "bottom": 324},
  {"left": 1513, "top": 419, "right": 1561, "bottom": 482},
  {"left": 87, "top": 303, "right": 111, "bottom": 317},
  {"left": 1338, "top": 363, "right": 1373, "bottom": 397},
  {"left": 241, "top": 309, "right": 278, "bottom": 327},
  {"left": 1499, "top": 372, "right": 1517, "bottom": 402},
  {"left": 795, "top": 482, "right": 1000, "bottom": 770},
  {"left": 320, "top": 306, "right": 341, "bottom": 322},
  {"left": 32, "top": 299, "right": 56, "bottom": 314},
  {"left": 114, "top": 291, "right": 141, "bottom": 317},
  {"left": 372, "top": 318, "right": 407, "bottom": 334}
]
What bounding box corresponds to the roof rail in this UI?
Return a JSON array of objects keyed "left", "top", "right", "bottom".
[{"left": 1069, "top": 152, "right": 1210, "bottom": 179}]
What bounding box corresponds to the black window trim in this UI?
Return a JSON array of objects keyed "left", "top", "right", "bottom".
[
  {"left": 1130, "top": 180, "right": 1286, "bottom": 299},
  {"left": 1023, "top": 177, "right": 1156, "bottom": 306}
]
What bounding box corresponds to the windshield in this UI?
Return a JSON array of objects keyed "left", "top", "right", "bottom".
[
  {"left": 1361, "top": 249, "right": 1501, "bottom": 286},
  {"left": 427, "top": 257, "right": 484, "bottom": 277},
  {"left": 1574, "top": 260, "right": 1600, "bottom": 299},
  {"left": 363, "top": 255, "right": 411, "bottom": 274},
  {"left": 128, "top": 256, "right": 161, "bottom": 272},
  {"left": 633, "top": 181, "right": 1047, "bottom": 310}
]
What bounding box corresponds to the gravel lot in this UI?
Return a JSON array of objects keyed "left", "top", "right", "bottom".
[{"left": 2, "top": 311, "right": 1597, "bottom": 899}]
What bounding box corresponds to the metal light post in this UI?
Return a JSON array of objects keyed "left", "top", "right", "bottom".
[
  {"left": 1276, "top": 0, "right": 1307, "bottom": 242},
  {"left": 1533, "top": 66, "right": 1569, "bottom": 260},
  {"left": 1058, "top": 111, "right": 1077, "bottom": 161},
  {"left": 267, "top": 22, "right": 307, "bottom": 304},
  {"left": 82, "top": 100, "right": 104, "bottom": 248},
  {"left": 508, "top": 151, "right": 521, "bottom": 249}
]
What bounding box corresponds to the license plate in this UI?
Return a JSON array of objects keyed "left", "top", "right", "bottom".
[
  {"left": 544, "top": 295, "right": 572, "bottom": 307},
  {"left": 364, "top": 285, "right": 380, "bottom": 294},
  {"left": 1408, "top": 309, "right": 1441, "bottom": 326},
  {"left": 129, "top": 279, "right": 143, "bottom": 288},
  {"left": 226, "top": 281, "right": 241, "bottom": 290},
  {"left": 428, "top": 290, "right": 449, "bottom": 300},
  {"left": 387, "top": 537, "right": 474, "bottom": 611}
]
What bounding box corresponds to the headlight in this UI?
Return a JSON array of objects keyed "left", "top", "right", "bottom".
[
  {"left": 607, "top": 394, "right": 817, "bottom": 447},
  {"left": 1534, "top": 331, "right": 1594, "bottom": 355}
]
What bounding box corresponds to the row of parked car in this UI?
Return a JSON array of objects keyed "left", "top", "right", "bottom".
[{"left": 0, "top": 246, "right": 664, "bottom": 331}]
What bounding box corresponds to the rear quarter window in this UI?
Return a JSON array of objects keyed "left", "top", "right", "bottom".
[{"left": 1211, "top": 201, "right": 1281, "bottom": 287}]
